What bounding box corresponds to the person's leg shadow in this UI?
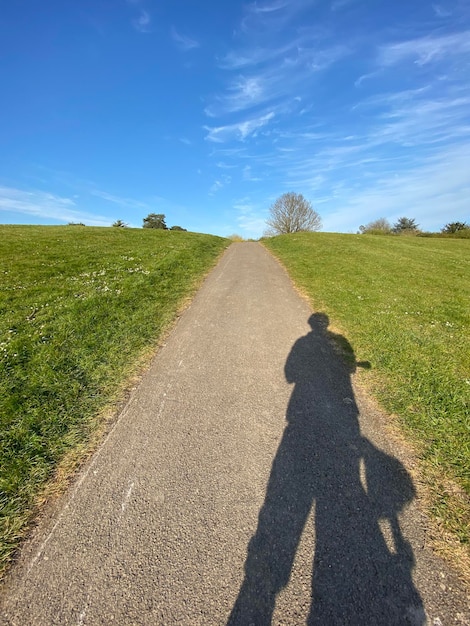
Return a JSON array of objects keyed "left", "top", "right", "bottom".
[{"left": 228, "top": 314, "right": 424, "bottom": 625}]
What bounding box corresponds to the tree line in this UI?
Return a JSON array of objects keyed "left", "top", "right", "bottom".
[
  {"left": 262, "top": 192, "right": 468, "bottom": 239},
  {"left": 358, "top": 217, "right": 469, "bottom": 236},
  {"left": 112, "top": 214, "right": 187, "bottom": 231},
  {"left": 100, "top": 195, "right": 467, "bottom": 239}
]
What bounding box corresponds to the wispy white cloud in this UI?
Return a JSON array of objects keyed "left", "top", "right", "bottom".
[
  {"left": 226, "top": 49, "right": 470, "bottom": 234},
  {"left": 171, "top": 27, "right": 200, "bottom": 51},
  {"left": 331, "top": 0, "right": 357, "bottom": 11},
  {"left": 205, "top": 75, "right": 269, "bottom": 117},
  {"left": 90, "top": 189, "right": 153, "bottom": 210},
  {"left": 125, "top": 0, "right": 151, "bottom": 32},
  {"left": 354, "top": 85, "right": 470, "bottom": 149},
  {"left": 209, "top": 174, "right": 232, "bottom": 195},
  {"left": 207, "top": 45, "right": 348, "bottom": 119},
  {"left": 378, "top": 31, "right": 470, "bottom": 67},
  {"left": 247, "top": 0, "right": 290, "bottom": 15},
  {"left": 206, "top": 7, "right": 351, "bottom": 122},
  {"left": 132, "top": 10, "right": 151, "bottom": 33},
  {"left": 238, "top": 213, "right": 268, "bottom": 236},
  {"left": 269, "top": 111, "right": 469, "bottom": 193},
  {"left": 300, "top": 43, "right": 350, "bottom": 71},
  {"left": 219, "top": 49, "right": 277, "bottom": 70},
  {"left": 232, "top": 197, "right": 268, "bottom": 237},
  {"left": 0, "top": 186, "right": 110, "bottom": 226},
  {"left": 433, "top": 4, "right": 452, "bottom": 18},
  {"left": 205, "top": 111, "right": 275, "bottom": 143},
  {"left": 322, "top": 143, "right": 470, "bottom": 233},
  {"left": 354, "top": 70, "right": 381, "bottom": 87},
  {"left": 242, "top": 165, "right": 262, "bottom": 181},
  {"left": 240, "top": 0, "right": 314, "bottom": 35},
  {"left": 233, "top": 198, "right": 254, "bottom": 214},
  {"left": 209, "top": 180, "right": 224, "bottom": 195}
]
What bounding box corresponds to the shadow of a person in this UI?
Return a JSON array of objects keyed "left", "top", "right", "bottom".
[{"left": 228, "top": 313, "right": 424, "bottom": 625}]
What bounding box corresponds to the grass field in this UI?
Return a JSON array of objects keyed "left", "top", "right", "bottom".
[
  {"left": 263, "top": 233, "right": 470, "bottom": 547},
  {"left": 0, "top": 225, "right": 228, "bottom": 572}
]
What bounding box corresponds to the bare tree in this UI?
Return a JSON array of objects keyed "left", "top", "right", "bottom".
[
  {"left": 358, "top": 218, "right": 392, "bottom": 234},
  {"left": 266, "top": 192, "right": 321, "bottom": 235}
]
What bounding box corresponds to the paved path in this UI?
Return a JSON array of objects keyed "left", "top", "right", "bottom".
[{"left": 1, "top": 243, "right": 468, "bottom": 625}]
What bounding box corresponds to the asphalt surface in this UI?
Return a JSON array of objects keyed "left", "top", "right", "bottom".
[{"left": 1, "top": 242, "right": 468, "bottom": 625}]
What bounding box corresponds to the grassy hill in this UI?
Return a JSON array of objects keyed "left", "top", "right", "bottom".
[
  {"left": 2, "top": 226, "right": 468, "bottom": 574},
  {"left": 0, "top": 225, "right": 228, "bottom": 572},
  {"left": 264, "top": 232, "right": 469, "bottom": 552}
]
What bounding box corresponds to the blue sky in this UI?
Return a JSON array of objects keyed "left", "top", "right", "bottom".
[{"left": 1, "top": 0, "right": 469, "bottom": 237}]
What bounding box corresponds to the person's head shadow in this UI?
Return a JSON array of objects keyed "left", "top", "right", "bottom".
[
  {"left": 228, "top": 314, "right": 424, "bottom": 625},
  {"left": 306, "top": 312, "right": 371, "bottom": 373}
]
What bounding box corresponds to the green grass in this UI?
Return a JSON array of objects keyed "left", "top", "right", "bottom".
[
  {"left": 0, "top": 225, "right": 228, "bottom": 571},
  {"left": 264, "top": 232, "right": 470, "bottom": 545}
]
